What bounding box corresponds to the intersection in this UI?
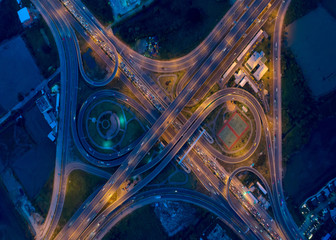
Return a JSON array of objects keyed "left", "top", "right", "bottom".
[{"left": 30, "top": 0, "right": 305, "bottom": 239}]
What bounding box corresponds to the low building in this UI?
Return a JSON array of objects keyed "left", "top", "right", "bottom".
[
  {"left": 253, "top": 63, "right": 268, "bottom": 80},
  {"left": 36, "top": 95, "right": 52, "bottom": 113},
  {"left": 17, "top": 7, "right": 31, "bottom": 24},
  {"left": 48, "top": 131, "right": 56, "bottom": 142},
  {"left": 330, "top": 207, "right": 336, "bottom": 223},
  {"left": 245, "top": 51, "right": 264, "bottom": 71},
  {"left": 234, "top": 69, "right": 245, "bottom": 84},
  {"left": 256, "top": 181, "right": 267, "bottom": 195},
  {"left": 248, "top": 191, "right": 258, "bottom": 204},
  {"left": 43, "top": 111, "right": 57, "bottom": 129},
  {"left": 323, "top": 188, "right": 330, "bottom": 197},
  {"left": 239, "top": 77, "right": 247, "bottom": 87}
]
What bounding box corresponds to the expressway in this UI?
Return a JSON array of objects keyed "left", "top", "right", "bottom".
[
  {"left": 72, "top": 89, "right": 268, "bottom": 239},
  {"left": 30, "top": 0, "right": 80, "bottom": 239},
  {"left": 82, "top": 188, "right": 254, "bottom": 240},
  {"left": 72, "top": 0, "right": 253, "bottom": 73},
  {"left": 31, "top": 0, "right": 305, "bottom": 239},
  {"left": 271, "top": 0, "right": 305, "bottom": 239},
  {"left": 62, "top": 0, "right": 274, "bottom": 167},
  {"left": 175, "top": 0, "right": 281, "bottom": 98},
  {"left": 51, "top": 0, "right": 284, "bottom": 238},
  {"left": 28, "top": 0, "right": 261, "bottom": 239},
  {"left": 56, "top": 88, "right": 271, "bottom": 240},
  {"left": 226, "top": 166, "right": 284, "bottom": 239}
]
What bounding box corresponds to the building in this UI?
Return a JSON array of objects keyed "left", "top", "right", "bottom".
[
  {"left": 48, "top": 131, "right": 56, "bottom": 142},
  {"left": 36, "top": 95, "right": 52, "bottom": 113},
  {"left": 239, "top": 77, "right": 248, "bottom": 87},
  {"left": 253, "top": 63, "right": 268, "bottom": 80},
  {"left": 17, "top": 7, "right": 31, "bottom": 24},
  {"left": 234, "top": 69, "right": 245, "bottom": 84},
  {"left": 258, "top": 195, "right": 270, "bottom": 210},
  {"left": 256, "top": 181, "right": 267, "bottom": 195},
  {"left": 248, "top": 191, "right": 258, "bottom": 204},
  {"left": 245, "top": 51, "right": 264, "bottom": 71},
  {"left": 43, "top": 111, "right": 57, "bottom": 129}
]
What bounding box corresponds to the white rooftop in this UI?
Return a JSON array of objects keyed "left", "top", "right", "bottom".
[
  {"left": 253, "top": 63, "right": 268, "bottom": 80},
  {"left": 17, "top": 7, "right": 30, "bottom": 23},
  {"left": 245, "top": 51, "right": 264, "bottom": 71}
]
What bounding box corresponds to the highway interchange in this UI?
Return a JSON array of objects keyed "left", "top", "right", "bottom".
[{"left": 30, "top": 0, "right": 306, "bottom": 239}]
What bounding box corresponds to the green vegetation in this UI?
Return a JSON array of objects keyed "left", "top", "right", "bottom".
[
  {"left": 205, "top": 104, "right": 255, "bottom": 158},
  {"left": 84, "top": 99, "right": 146, "bottom": 153},
  {"left": 229, "top": 113, "right": 248, "bottom": 136},
  {"left": 33, "top": 171, "right": 54, "bottom": 218},
  {"left": 57, "top": 170, "right": 105, "bottom": 230},
  {"left": 285, "top": 0, "right": 321, "bottom": 26},
  {"left": 281, "top": 47, "right": 317, "bottom": 161},
  {"left": 82, "top": 48, "right": 108, "bottom": 80},
  {"left": 75, "top": 31, "right": 110, "bottom": 81},
  {"left": 226, "top": 76, "right": 236, "bottom": 87},
  {"left": 113, "top": 0, "right": 231, "bottom": 59},
  {"left": 121, "top": 120, "right": 144, "bottom": 148},
  {"left": 158, "top": 75, "right": 177, "bottom": 99},
  {"left": 169, "top": 171, "right": 187, "bottom": 183},
  {"left": 254, "top": 153, "right": 270, "bottom": 184},
  {"left": 0, "top": 0, "right": 22, "bottom": 43},
  {"left": 22, "top": 18, "right": 59, "bottom": 77},
  {"left": 136, "top": 143, "right": 161, "bottom": 169},
  {"left": 82, "top": 0, "right": 114, "bottom": 26},
  {"left": 150, "top": 163, "right": 176, "bottom": 185},
  {"left": 218, "top": 126, "right": 238, "bottom": 148}
]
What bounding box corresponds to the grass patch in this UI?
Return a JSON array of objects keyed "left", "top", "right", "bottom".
[
  {"left": 169, "top": 171, "right": 187, "bottom": 183},
  {"left": 150, "top": 163, "right": 175, "bottom": 185},
  {"left": 113, "top": 0, "right": 231, "bottom": 59},
  {"left": 33, "top": 170, "right": 54, "bottom": 218},
  {"left": 22, "top": 17, "right": 59, "bottom": 77},
  {"left": 120, "top": 119, "right": 144, "bottom": 148},
  {"left": 75, "top": 31, "right": 109, "bottom": 81},
  {"left": 281, "top": 47, "right": 317, "bottom": 162},
  {"left": 57, "top": 170, "right": 106, "bottom": 230}
]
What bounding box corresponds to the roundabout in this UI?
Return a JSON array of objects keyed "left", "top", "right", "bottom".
[
  {"left": 77, "top": 90, "right": 150, "bottom": 163},
  {"left": 96, "top": 111, "right": 120, "bottom": 139}
]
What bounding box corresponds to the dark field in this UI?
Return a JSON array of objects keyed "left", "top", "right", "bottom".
[
  {"left": 0, "top": 182, "right": 31, "bottom": 240},
  {"left": 0, "top": 0, "right": 22, "bottom": 43},
  {"left": 113, "top": 0, "right": 231, "bottom": 59},
  {"left": 284, "top": 117, "right": 336, "bottom": 206}
]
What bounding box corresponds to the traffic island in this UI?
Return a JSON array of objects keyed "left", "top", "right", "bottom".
[{"left": 77, "top": 90, "right": 148, "bottom": 162}]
